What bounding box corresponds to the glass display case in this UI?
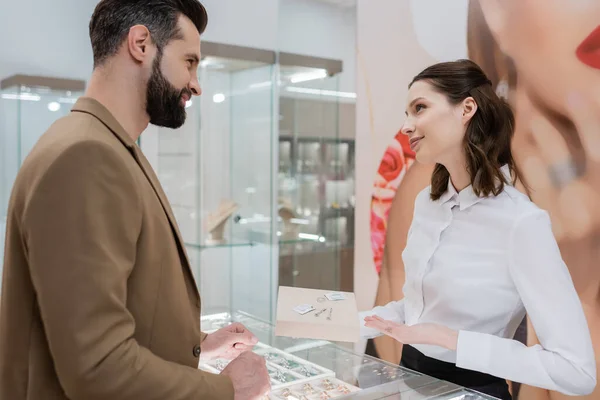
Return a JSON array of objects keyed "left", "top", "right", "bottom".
[
  {"left": 277, "top": 59, "right": 356, "bottom": 295},
  {"left": 142, "top": 43, "right": 357, "bottom": 322},
  {"left": 0, "top": 75, "right": 85, "bottom": 283},
  {"left": 140, "top": 42, "right": 280, "bottom": 322},
  {"left": 201, "top": 310, "right": 499, "bottom": 400}
]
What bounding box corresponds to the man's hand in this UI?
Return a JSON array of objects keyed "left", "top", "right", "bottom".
[
  {"left": 200, "top": 323, "right": 259, "bottom": 361},
  {"left": 364, "top": 315, "right": 458, "bottom": 350},
  {"left": 221, "top": 352, "right": 271, "bottom": 400}
]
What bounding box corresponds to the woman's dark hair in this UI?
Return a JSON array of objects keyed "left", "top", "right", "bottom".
[
  {"left": 409, "top": 59, "right": 522, "bottom": 201},
  {"left": 89, "top": 0, "right": 208, "bottom": 68}
]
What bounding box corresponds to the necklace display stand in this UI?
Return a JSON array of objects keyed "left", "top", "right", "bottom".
[
  {"left": 278, "top": 198, "right": 299, "bottom": 240},
  {"left": 205, "top": 200, "right": 239, "bottom": 245}
]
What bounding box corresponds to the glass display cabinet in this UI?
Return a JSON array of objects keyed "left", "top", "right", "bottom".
[
  {"left": 140, "top": 41, "right": 280, "bottom": 322},
  {"left": 0, "top": 75, "right": 85, "bottom": 281},
  {"left": 277, "top": 56, "right": 356, "bottom": 295},
  {"left": 201, "top": 310, "right": 499, "bottom": 400},
  {"left": 142, "top": 42, "right": 357, "bottom": 322}
]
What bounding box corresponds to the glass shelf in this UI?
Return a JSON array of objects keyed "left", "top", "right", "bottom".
[
  {"left": 185, "top": 241, "right": 256, "bottom": 250},
  {"left": 278, "top": 238, "right": 326, "bottom": 245},
  {"left": 200, "top": 310, "right": 499, "bottom": 400}
]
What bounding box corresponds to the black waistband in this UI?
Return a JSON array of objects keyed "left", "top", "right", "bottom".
[{"left": 400, "top": 345, "right": 503, "bottom": 388}]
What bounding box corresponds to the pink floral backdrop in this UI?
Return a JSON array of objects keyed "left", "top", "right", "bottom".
[{"left": 370, "top": 131, "right": 416, "bottom": 274}]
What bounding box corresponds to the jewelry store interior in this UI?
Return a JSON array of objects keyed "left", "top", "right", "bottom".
[{"left": 0, "top": 1, "right": 513, "bottom": 399}]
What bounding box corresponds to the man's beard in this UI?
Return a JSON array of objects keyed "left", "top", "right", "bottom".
[{"left": 146, "top": 55, "right": 192, "bottom": 129}]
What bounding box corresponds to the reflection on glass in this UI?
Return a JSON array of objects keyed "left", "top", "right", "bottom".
[
  {"left": 146, "top": 52, "right": 277, "bottom": 321},
  {"left": 277, "top": 64, "right": 355, "bottom": 293},
  {"left": 150, "top": 56, "right": 275, "bottom": 248}
]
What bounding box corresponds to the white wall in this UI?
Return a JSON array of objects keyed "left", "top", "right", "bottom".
[
  {"left": 200, "top": 0, "right": 280, "bottom": 50},
  {"left": 0, "top": 0, "right": 356, "bottom": 92},
  {"left": 0, "top": 0, "right": 95, "bottom": 81},
  {"left": 278, "top": 0, "right": 356, "bottom": 93}
]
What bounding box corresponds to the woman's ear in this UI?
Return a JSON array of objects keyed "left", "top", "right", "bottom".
[{"left": 461, "top": 97, "right": 478, "bottom": 124}]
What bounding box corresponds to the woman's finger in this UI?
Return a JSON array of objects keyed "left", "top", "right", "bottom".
[
  {"left": 364, "top": 320, "right": 387, "bottom": 332},
  {"left": 566, "top": 93, "right": 600, "bottom": 164},
  {"left": 529, "top": 115, "right": 573, "bottom": 173},
  {"left": 557, "top": 180, "right": 598, "bottom": 240},
  {"left": 519, "top": 154, "right": 565, "bottom": 240},
  {"left": 371, "top": 315, "right": 387, "bottom": 322},
  {"left": 530, "top": 116, "right": 598, "bottom": 239}
]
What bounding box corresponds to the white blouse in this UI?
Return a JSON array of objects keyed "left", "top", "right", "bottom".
[{"left": 359, "top": 181, "right": 596, "bottom": 396}]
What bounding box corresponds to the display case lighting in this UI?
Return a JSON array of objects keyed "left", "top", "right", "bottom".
[
  {"left": 289, "top": 69, "right": 328, "bottom": 83},
  {"left": 285, "top": 87, "right": 357, "bottom": 99},
  {"left": 1, "top": 93, "right": 41, "bottom": 101}
]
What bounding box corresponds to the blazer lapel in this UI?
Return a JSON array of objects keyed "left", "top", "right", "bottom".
[
  {"left": 131, "top": 146, "right": 193, "bottom": 264},
  {"left": 71, "top": 98, "right": 199, "bottom": 299}
]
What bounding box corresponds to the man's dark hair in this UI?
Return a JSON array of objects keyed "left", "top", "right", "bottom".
[{"left": 89, "top": 0, "right": 208, "bottom": 68}]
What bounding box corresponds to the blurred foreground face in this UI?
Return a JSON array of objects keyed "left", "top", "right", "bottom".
[
  {"left": 479, "top": 0, "right": 600, "bottom": 119},
  {"left": 477, "top": 0, "right": 600, "bottom": 296}
]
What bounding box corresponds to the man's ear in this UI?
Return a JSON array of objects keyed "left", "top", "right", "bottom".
[
  {"left": 127, "top": 25, "right": 152, "bottom": 63},
  {"left": 461, "top": 97, "right": 478, "bottom": 124}
]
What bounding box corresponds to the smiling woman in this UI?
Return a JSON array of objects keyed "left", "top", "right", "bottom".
[
  {"left": 403, "top": 59, "right": 520, "bottom": 200},
  {"left": 359, "top": 59, "right": 596, "bottom": 399}
]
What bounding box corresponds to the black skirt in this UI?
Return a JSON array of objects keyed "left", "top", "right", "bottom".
[{"left": 400, "top": 345, "right": 512, "bottom": 399}]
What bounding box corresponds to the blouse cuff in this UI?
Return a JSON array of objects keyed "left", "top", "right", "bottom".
[{"left": 455, "top": 330, "right": 493, "bottom": 373}]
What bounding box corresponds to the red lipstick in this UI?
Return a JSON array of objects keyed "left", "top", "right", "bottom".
[{"left": 576, "top": 25, "right": 600, "bottom": 70}]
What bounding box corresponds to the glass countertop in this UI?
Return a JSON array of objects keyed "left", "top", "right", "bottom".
[{"left": 200, "top": 309, "right": 499, "bottom": 399}]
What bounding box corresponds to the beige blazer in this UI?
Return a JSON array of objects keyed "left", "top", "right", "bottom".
[{"left": 0, "top": 98, "right": 234, "bottom": 399}]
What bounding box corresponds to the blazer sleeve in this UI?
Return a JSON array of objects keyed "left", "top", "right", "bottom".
[
  {"left": 22, "top": 140, "right": 234, "bottom": 400},
  {"left": 455, "top": 210, "right": 596, "bottom": 396}
]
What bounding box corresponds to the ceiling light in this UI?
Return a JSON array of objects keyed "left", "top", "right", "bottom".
[
  {"left": 285, "top": 86, "right": 357, "bottom": 99},
  {"left": 1, "top": 93, "right": 41, "bottom": 101},
  {"left": 289, "top": 69, "right": 328, "bottom": 83},
  {"left": 47, "top": 102, "right": 61, "bottom": 112}
]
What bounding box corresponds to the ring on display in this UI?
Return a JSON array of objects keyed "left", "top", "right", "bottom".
[
  {"left": 338, "top": 384, "right": 351, "bottom": 394},
  {"left": 215, "top": 359, "right": 227, "bottom": 371},
  {"left": 548, "top": 158, "right": 580, "bottom": 188},
  {"left": 302, "top": 383, "right": 315, "bottom": 394},
  {"left": 322, "top": 379, "right": 334, "bottom": 391}
]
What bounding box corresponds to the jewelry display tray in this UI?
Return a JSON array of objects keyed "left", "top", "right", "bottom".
[{"left": 199, "top": 337, "right": 360, "bottom": 398}]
